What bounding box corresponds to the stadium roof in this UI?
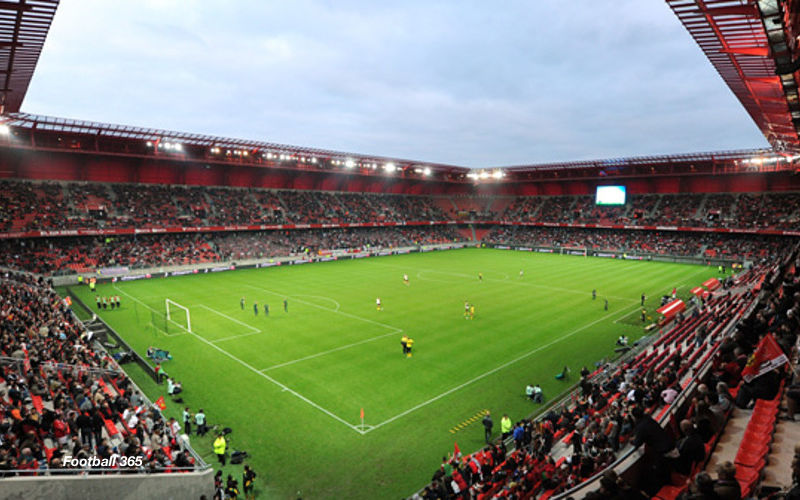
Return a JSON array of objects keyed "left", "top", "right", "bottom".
[
  {"left": 666, "top": 0, "right": 800, "bottom": 150},
  {"left": 1, "top": 0, "right": 799, "bottom": 180},
  {"left": 2, "top": 112, "right": 470, "bottom": 177},
  {"left": 0, "top": 0, "right": 58, "bottom": 114}
]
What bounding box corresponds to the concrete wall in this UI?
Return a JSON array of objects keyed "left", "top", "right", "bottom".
[{"left": 0, "top": 468, "right": 214, "bottom": 500}]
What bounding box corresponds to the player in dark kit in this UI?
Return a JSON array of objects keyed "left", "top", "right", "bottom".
[
  {"left": 283, "top": 298, "right": 288, "bottom": 312},
  {"left": 592, "top": 289, "right": 596, "bottom": 300}
]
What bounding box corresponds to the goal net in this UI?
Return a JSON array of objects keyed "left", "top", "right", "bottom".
[
  {"left": 560, "top": 246, "right": 588, "bottom": 257},
  {"left": 165, "top": 299, "right": 192, "bottom": 333}
]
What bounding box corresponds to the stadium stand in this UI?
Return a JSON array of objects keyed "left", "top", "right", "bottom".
[
  {"left": 0, "top": 273, "right": 207, "bottom": 476},
  {"left": 415, "top": 244, "right": 800, "bottom": 499}
]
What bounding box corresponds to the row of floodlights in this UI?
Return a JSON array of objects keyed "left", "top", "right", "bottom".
[
  {"left": 205, "top": 144, "right": 434, "bottom": 176},
  {"left": 145, "top": 140, "right": 182, "bottom": 152},
  {"left": 467, "top": 169, "right": 506, "bottom": 180},
  {"left": 741, "top": 155, "right": 800, "bottom": 165},
  {"left": 329, "top": 158, "right": 432, "bottom": 176},
  {"left": 0, "top": 127, "right": 444, "bottom": 179}
]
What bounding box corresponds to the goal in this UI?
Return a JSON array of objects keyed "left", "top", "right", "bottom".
[
  {"left": 165, "top": 299, "right": 192, "bottom": 333},
  {"left": 560, "top": 246, "right": 588, "bottom": 257}
]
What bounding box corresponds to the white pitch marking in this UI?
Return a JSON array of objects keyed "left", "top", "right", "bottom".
[
  {"left": 363, "top": 301, "right": 642, "bottom": 433},
  {"left": 113, "top": 286, "right": 363, "bottom": 433},
  {"left": 260, "top": 330, "right": 399, "bottom": 372},
  {"left": 197, "top": 304, "right": 261, "bottom": 333},
  {"left": 291, "top": 294, "right": 341, "bottom": 312},
  {"left": 244, "top": 284, "right": 403, "bottom": 333},
  {"left": 377, "top": 263, "right": 637, "bottom": 302}
]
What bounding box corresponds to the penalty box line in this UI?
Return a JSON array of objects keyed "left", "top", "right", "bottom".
[
  {"left": 195, "top": 305, "right": 264, "bottom": 344},
  {"left": 362, "top": 301, "right": 642, "bottom": 435},
  {"left": 112, "top": 286, "right": 364, "bottom": 434},
  {"left": 244, "top": 284, "right": 406, "bottom": 372}
]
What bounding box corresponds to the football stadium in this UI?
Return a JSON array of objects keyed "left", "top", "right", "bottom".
[{"left": 3, "top": 1, "right": 800, "bottom": 499}]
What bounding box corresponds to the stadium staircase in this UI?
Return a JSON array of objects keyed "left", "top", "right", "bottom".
[{"left": 645, "top": 194, "right": 663, "bottom": 219}]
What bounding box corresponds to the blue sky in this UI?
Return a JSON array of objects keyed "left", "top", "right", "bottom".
[{"left": 23, "top": 0, "right": 769, "bottom": 167}]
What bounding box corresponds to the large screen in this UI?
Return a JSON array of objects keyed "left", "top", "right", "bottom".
[{"left": 596, "top": 185, "right": 626, "bottom": 205}]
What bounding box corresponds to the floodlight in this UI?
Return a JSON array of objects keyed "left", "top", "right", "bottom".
[
  {"left": 423, "top": 167, "right": 431, "bottom": 176},
  {"left": 384, "top": 162, "right": 396, "bottom": 172},
  {"left": 344, "top": 158, "right": 355, "bottom": 168}
]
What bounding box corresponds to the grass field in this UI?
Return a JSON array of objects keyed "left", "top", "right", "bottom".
[{"left": 67, "top": 248, "right": 721, "bottom": 499}]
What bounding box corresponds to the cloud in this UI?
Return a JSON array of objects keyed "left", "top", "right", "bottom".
[{"left": 23, "top": 0, "right": 769, "bottom": 167}]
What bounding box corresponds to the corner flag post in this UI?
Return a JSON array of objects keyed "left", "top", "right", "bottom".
[{"left": 360, "top": 408, "right": 364, "bottom": 431}]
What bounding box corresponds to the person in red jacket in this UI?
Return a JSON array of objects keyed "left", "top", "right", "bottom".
[
  {"left": 451, "top": 467, "right": 468, "bottom": 495},
  {"left": 53, "top": 415, "right": 69, "bottom": 446}
]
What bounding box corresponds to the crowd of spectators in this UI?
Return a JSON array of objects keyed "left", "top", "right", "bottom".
[
  {"left": 0, "top": 226, "right": 466, "bottom": 275},
  {"left": 1, "top": 223, "right": 790, "bottom": 275},
  {"left": 0, "top": 234, "right": 222, "bottom": 275},
  {"left": 484, "top": 226, "right": 794, "bottom": 261},
  {"left": 3, "top": 179, "right": 800, "bottom": 233},
  {"left": 0, "top": 273, "right": 203, "bottom": 476},
  {"left": 0, "top": 180, "right": 450, "bottom": 231}
]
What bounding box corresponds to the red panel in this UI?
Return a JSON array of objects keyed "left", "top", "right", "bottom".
[
  {"left": 84, "top": 159, "right": 134, "bottom": 183},
  {"left": 541, "top": 182, "right": 565, "bottom": 195},
  {"left": 319, "top": 175, "right": 344, "bottom": 191},
  {"left": 254, "top": 170, "right": 289, "bottom": 189},
  {"left": 18, "top": 155, "right": 79, "bottom": 180},
  {"left": 227, "top": 168, "right": 257, "bottom": 188},
  {"left": 137, "top": 161, "right": 180, "bottom": 184},
  {"left": 652, "top": 177, "right": 681, "bottom": 194},
  {"left": 363, "top": 179, "right": 386, "bottom": 193},
  {"left": 184, "top": 164, "right": 224, "bottom": 186},
  {"left": 565, "top": 182, "right": 590, "bottom": 195},
  {"left": 686, "top": 176, "right": 724, "bottom": 194},
  {"left": 731, "top": 175, "right": 767, "bottom": 193},
  {"left": 291, "top": 174, "right": 315, "bottom": 190},
  {"left": 343, "top": 177, "right": 365, "bottom": 193}
]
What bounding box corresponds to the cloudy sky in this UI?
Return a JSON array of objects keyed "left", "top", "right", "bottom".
[{"left": 23, "top": 0, "right": 769, "bottom": 167}]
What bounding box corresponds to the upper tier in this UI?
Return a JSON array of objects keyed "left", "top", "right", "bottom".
[{"left": 1, "top": 179, "right": 798, "bottom": 236}]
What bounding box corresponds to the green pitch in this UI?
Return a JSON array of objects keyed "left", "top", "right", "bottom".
[{"left": 67, "top": 248, "right": 719, "bottom": 499}]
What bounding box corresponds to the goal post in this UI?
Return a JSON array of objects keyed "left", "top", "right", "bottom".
[
  {"left": 165, "top": 299, "right": 192, "bottom": 333},
  {"left": 561, "top": 246, "right": 588, "bottom": 257}
]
